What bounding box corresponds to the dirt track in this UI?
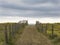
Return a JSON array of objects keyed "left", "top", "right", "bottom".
[{"left": 15, "top": 25, "right": 53, "bottom": 45}]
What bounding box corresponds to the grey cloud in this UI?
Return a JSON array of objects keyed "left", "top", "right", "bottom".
[
  {"left": 23, "top": 0, "right": 46, "bottom": 4},
  {"left": 1, "top": 9, "right": 60, "bottom": 18},
  {"left": 0, "top": 0, "right": 60, "bottom": 18},
  {"left": 0, "top": 0, "right": 60, "bottom": 11},
  {"left": 22, "top": 0, "right": 60, "bottom": 4},
  {"left": 26, "top": 11, "right": 60, "bottom": 17},
  {"left": 0, "top": 3, "right": 60, "bottom": 11}
]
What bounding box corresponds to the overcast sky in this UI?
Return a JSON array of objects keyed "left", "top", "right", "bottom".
[{"left": 0, "top": 0, "right": 60, "bottom": 24}]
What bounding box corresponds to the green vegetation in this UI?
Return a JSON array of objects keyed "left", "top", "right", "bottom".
[
  {"left": 0, "top": 24, "right": 5, "bottom": 45},
  {"left": 36, "top": 22, "right": 60, "bottom": 45},
  {"left": 0, "top": 22, "right": 28, "bottom": 45},
  {"left": 47, "top": 23, "right": 60, "bottom": 45}
]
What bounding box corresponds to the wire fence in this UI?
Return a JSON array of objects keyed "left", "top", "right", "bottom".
[
  {"left": 0, "top": 22, "right": 27, "bottom": 45},
  {"left": 36, "top": 22, "right": 60, "bottom": 39}
]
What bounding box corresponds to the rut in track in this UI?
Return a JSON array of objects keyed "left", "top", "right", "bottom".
[{"left": 15, "top": 25, "right": 53, "bottom": 45}]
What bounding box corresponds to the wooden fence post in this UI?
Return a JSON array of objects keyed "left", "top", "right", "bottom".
[
  {"left": 45, "top": 24, "right": 47, "bottom": 35},
  {"left": 4, "top": 24, "right": 9, "bottom": 45},
  {"left": 41, "top": 24, "right": 43, "bottom": 33},
  {"left": 51, "top": 24, "right": 54, "bottom": 39}
]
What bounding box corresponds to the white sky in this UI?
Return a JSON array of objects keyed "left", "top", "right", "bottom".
[{"left": 0, "top": 16, "right": 60, "bottom": 24}]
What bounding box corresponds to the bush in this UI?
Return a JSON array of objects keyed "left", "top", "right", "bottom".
[{"left": 48, "top": 34, "right": 58, "bottom": 39}]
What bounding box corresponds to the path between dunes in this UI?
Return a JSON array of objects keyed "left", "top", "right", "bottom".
[{"left": 15, "top": 25, "right": 53, "bottom": 45}]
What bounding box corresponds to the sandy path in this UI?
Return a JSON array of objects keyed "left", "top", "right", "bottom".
[{"left": 15, "top": 25, "right": 53, "bottom": 45}]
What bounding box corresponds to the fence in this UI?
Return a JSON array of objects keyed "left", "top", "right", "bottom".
[
  {"left": 36, "top": 22, "right": 60, "bottom": 39},
  {"left": 0, "top": 22, "right": 28, "bottom": 45},
  {"left": 0, "top": 24, "right": 5, "bottom": 45}
]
